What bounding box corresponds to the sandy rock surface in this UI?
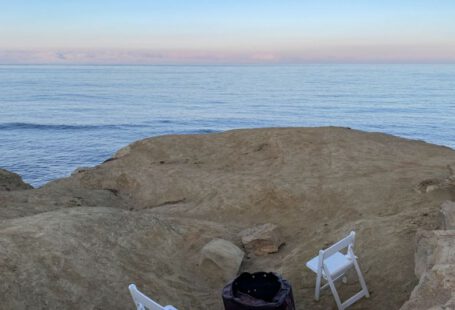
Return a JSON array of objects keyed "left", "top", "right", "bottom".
[
  {"left": 400, "top": 201, "right": 455, "bottom": 310},
  {"left": 1, "top": 127, "right": 455, "bottom": 310},
  {"left": 239, "top": 223, "right": 284, "bottom": 256},
  {"left": 440, "top": 200, "right": 455, "bottom": 230},
  {"left": 0, "top": 168, "right": 32, "bottom": 191}
]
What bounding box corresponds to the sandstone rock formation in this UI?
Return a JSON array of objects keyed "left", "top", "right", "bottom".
[
  {"left": 415, "top": 165, "right": 455, "bottom": 194},
  {"left": 1, "top": 127, "right": 455, "bottom": 309},
  {"left": 0, "top": 168, "right": 32, "bottom": 191},
  {"left": 239, "top": 223, "right": 284, "bottom": 256},
  {"left": 440, "top": 200, "right": 455, "bottom": 230},
  {"left": 199, "top": 239, "right": 244, "bottom": 283},
  {"left": 400, "top": 201, "right": 455, "bottom": 310}
]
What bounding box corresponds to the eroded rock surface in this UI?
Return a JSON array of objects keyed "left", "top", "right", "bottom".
[
  {"left": 1, "top": 127, "right": 455, "bottom": 310},
  {"left": 440, "top": 200, "right": 455, "bottom": 230},
  {"left": 400, "top": 202, "right": 455, "bottom": 310},
  {"left": 0, "top": 168, "right": 32, "bottom": 191},
  {"left": 239, "top": 223, "right": 284, "bottom": 256}
]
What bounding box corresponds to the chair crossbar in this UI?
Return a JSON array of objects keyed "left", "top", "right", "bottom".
[
  {"left": 320, "top": 272, "right": 346, "bottom": 290},
  {"left": 342, "top": 290, "right": 368, "bottom": 309}
]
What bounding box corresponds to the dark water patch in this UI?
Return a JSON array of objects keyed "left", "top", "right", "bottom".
[{"left": 0, "top": 122, "right": 149, "bottom": 131}]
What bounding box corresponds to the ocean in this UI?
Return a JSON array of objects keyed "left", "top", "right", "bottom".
[{"left": 1, "top": 64, "right": 454, "bottom": 187}]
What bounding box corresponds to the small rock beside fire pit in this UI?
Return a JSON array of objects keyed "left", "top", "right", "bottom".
[
  {"left": 239, "top": 223, "right": 284, "bottom": 256},
  {"left": 200, "top": 238, "right": 245, "bottom": 283}
]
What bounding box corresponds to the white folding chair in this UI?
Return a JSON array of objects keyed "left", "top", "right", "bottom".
[
  {"left": 305, "top": 231, "right": 369, "bottom": 310},
  {"left": 128, "top": 284, "right": 178, "bottom": 310}
]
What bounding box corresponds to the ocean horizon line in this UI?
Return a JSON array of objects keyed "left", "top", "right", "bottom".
[{"left": 2, "top": 62, "right": 455, "bottom": 67}]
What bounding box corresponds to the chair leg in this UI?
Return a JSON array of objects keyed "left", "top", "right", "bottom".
[
  {"left": 326, "top": 274, "right": 343, "bottom": 310},
  {"left": 353, "top": 260, "right": 370, "bottom": 298},
  {"left": 315, "top": 273, "right": 322, "bottom": 301}
]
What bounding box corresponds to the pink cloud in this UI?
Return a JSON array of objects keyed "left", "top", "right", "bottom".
[{"left": 250, "top": 53, "right": 280, "bottom": 61}]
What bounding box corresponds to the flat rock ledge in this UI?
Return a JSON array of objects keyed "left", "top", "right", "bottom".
[{"left": 400, "top": 200, "right": 455, "bottom": 309}]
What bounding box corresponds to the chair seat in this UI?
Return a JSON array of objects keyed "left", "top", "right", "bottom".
[{"left": 306, "top": 252, "right": 354, "bottom": 278}]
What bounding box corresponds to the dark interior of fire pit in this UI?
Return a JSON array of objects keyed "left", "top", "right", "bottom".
[{"left": 233, "top": 272, "right": 281, "bottom": 302}]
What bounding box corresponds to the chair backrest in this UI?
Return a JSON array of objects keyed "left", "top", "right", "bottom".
[
  {"left": 128, "top": 284, "right": 166, "bottom": 310},
  {"left": 321, "top": 231, "right": 356, "bottom": 260}
]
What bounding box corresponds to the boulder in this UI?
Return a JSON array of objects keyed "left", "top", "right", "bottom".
[
  {"left": 439, "top": 200, "right": 455, "bottom": 230},
  {"left": 199, "top": 239, "right": 244, "bottom": 283},
  {"left": 0, "top": 168, "right": 32, "bottom": 191},
  {"left": 239, "top": 223, "right": 284, "bottom": 256}
]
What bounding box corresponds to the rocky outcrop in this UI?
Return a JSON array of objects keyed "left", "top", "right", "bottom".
[
  {"left": 415, "top": 165, "right": 455, "bottom": 194},
  {"left": 199, "top": 239, "right": 244, "bottom": 283},
  {"left": 400, "top": 202, "right": 455, "bottom": 310},
  {"left": 440, "top": 200, "right": 455, "bottom": 230},
  {"left": 1, "top": 127, "right": 455, "bottom": 309},
  {"left": 0, "top": 168, "right": 32, "bottom": 191},
  {"left": 239, "top": 223, "right": 284, "bottom": 256}
]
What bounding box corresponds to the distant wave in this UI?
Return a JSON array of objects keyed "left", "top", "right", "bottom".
[
  {"left": 191, "top": 129, "right": 218, "bottom": 134},
  {"left": 0, "top": 122, "right": 148, "bottom": 131}
]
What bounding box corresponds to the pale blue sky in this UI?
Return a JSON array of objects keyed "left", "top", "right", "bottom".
[{"left": 1, "top": 0, "right": 455, "bottom": 64}]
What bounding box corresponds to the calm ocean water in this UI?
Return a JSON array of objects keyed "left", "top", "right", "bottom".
[{"left": 1, "top": 64, "right": 454, "bottom": 186}]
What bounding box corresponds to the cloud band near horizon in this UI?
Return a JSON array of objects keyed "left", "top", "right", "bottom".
[
  {"left": 1, "top": 45, "right": 455, "bottom": 65},
  {"left": 1, "top": 1, "right": 455, "bottom": 64}
]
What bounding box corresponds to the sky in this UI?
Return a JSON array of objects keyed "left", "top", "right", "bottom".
[{"left": 1, "top": 0, "right": 455, "bottom": 64}]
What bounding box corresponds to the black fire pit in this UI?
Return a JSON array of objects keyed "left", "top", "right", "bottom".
[{"left": 222, "top": 272, "right": 296, "bottom": 310}]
